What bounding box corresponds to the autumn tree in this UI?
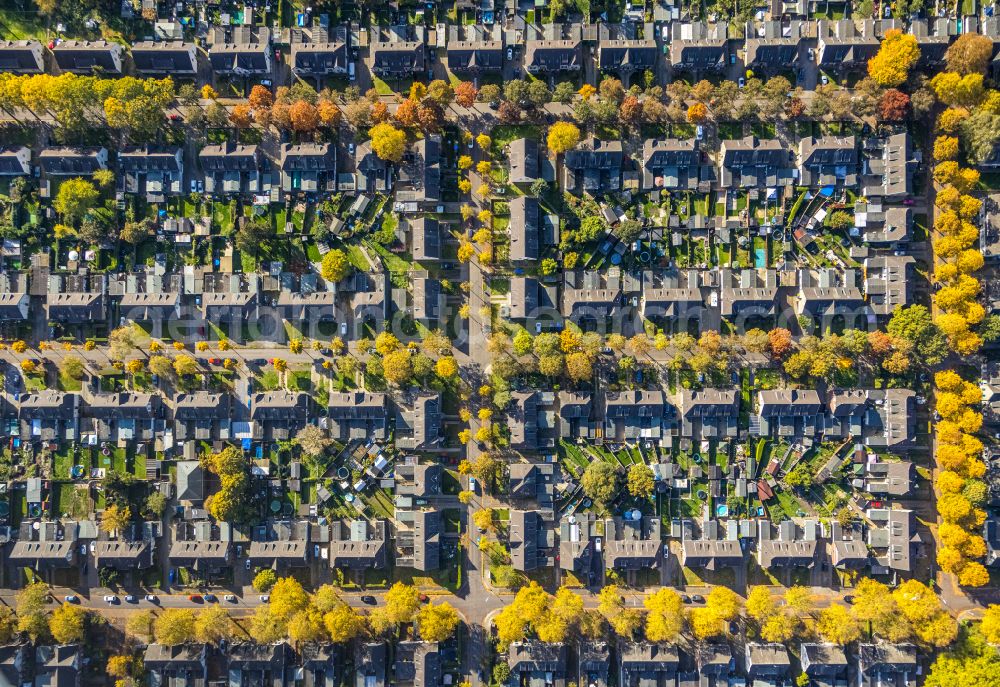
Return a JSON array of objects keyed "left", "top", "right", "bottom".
[
  {"left": 455, "top": 81, "right": 477, "bottom": 107},
  {"left": 868, "top": 29, "right": 920, "bottom": 87},
  {"left": 154, "top": 609, "right": 197, "bottom": 645},
  {"left": 945, "top": 33, "right": 994, "bottom": 75},
  {"left": 194, "top": 606, "right": 233, "bottom": 644},
  {"left": 384, "top": 582, "right": 421, "bottom": 625},
  {"left": 547, "top": 121, "right": 581, "bottom": 154},
  {"left": 289, "top": 100, "right": 320, "bottom": 132},
  {"left": 418, "top": 602, "right": 461, "bottom": 642},
  {"left": 877, "top": 89, "right": 910, "bottom": 121},
  {"left": 627, "top": 463, "right": 655, "bottom": 498},
  {"left": 644, "top": 588, "right": 685, "bottom": 642},
  {"left": 816, "top": 604, "right": 862, "bottom": 645},
  {"left": 49, "top": 603, "right": 86, "bottom": 644},
  {"left": 369, "top": 122, "right": 407, "bottom": 162},
  {"left": 321, "top": 248, "right": 352, "bottom": 283}
]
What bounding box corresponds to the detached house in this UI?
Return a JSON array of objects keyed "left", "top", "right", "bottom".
[
  {"left": 52, "top": 40, "right": 123, "bottom": 73},
  {"left": 131, "top": 41, "right": 198, "bottom": 75}
]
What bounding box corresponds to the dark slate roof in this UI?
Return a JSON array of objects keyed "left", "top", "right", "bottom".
[
  {"left": 51, "top": 40, "right": 122, "bottom": 73},
  {"left": 525, "top": 40, "right": 581, "bottom": 71},
  {"left": 0, "top": 40, "right": 44, "bottom": 73},
  {"left": 291, "top": 42, "right": 348, "bottom": 74},
  {"left": 372, "top": 42, "right": 425, "bottom": 76},
  {"left": 0, "top": 147, "right": 30, "bottom": 175},
  {"left": 38, "top": 147, "right": 105, "bottom": 175},
  {"left": 446, "top": 42, "right": 503, "bottom": 72},
  {"left": 119, "top": 147, "right": 182, "bottom": 173},
  {"left": 131, "top": 41, "right": 197, "bottom": 73},
  {"left": 200, "top": 143, "right": 260, "bottom": 171},
  {"left": 280, "top": 143, "right": 336, "bottom": 171},
  {"left": 598, "top": 40, "right": 657, "bottom": 71},
  {"left": 509, "top": 196, "right": 540, "bottom": 262}
]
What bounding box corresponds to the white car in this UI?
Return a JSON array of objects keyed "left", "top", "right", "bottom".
[
  {"left": 245, "top": 559, "right": 252, "bottom": 570},
  {"left": 224, "top": 595, "right": 237, "bottom": 603},
  {"left": 259, "top": 595, "right": 270, "bottom": 603},
  {"left": 89, "top": 541, "right": 96, "bottom": 553},
  {"left": 145, "top": 595, "right": 157, "bottom": 603},
  {"left": 104, "top": 595, "right": 118, "bottom": 604}
]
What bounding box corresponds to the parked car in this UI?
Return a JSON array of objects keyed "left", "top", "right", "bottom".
[
  {"left": 125, "top": 595, "right": 137, "bottom": 603},
  {"left": 259, "top": 595, "right": 270, "bottom": 603},
  {"left": 224, "top": 595, "right": 237, "bottom": 603},
  {"left": 361, "top": 595, "right": 377, "bottom": 605},
  {"left": 104, "top": 596, "right": 118, "bottom": 604},
  {"left": 506, "top": 47, "right": 513, "bottom": 61},
  {"left": 204, "top": 594, "right": 217, "bottom": 603},
  {"left": 188, "top": 594, "right": 202, "bottom": 602},
  {"left": 145, "top": 595, "right": 158, "bottom": 603},
  {"left": 64, "top": 595, "right": 79, "bottom": 604},
  {"left": 245, "top": 559, "right": 252, "bottom": 570}
]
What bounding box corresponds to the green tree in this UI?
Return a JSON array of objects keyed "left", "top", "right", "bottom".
[
  {"left": 581, "top": 460, "right": 619, "bottom": 504},
  {"left": 54, "top": 177, "right": 100, "bottom": 224},
  {"left": 887, "top": 305, "right": 949, "bottom": 365},
  {"left": 253, "top": 569, "right": 278, "bottom": 593}
]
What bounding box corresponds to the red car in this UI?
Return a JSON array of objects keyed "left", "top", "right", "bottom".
[{"left": 208, "top": 358, "right": 221, "bottom": 365}]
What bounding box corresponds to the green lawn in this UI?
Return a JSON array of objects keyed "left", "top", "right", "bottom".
[
  {"left": 0, "top": 7, "right": 48, "bottom": 39},
  {"left": 53, "top": 452, "right": 73, "bottom": 480}
]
